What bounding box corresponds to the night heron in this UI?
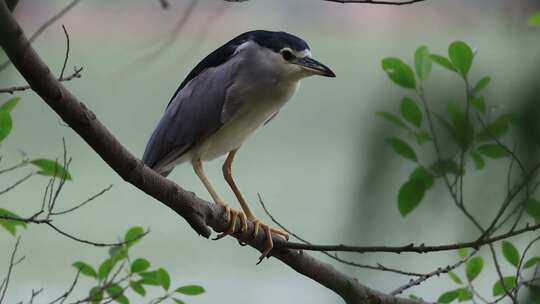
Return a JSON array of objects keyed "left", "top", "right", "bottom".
[{"left": 142, "top": 30, "right": 335, "bottom": 261}]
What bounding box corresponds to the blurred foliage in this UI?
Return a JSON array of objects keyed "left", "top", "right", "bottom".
[
  {"left": 378, "top": 37, "right": 540, "bottom": 302},
  {"left": 0, "top": 98, "right": 205, "bottom": 304}
]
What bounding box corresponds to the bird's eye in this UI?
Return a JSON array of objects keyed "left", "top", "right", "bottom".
[{"left": 281, "top": 49, "right": 294, "bottom": 61}]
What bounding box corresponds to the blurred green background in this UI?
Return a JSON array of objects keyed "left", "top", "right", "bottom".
[{"left": 1, "top": 0, "right": 540, "bottom": 303}]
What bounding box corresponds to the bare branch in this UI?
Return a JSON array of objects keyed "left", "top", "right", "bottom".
[
  {"left": 0, "top": 172, "right": 33, "bottom": 195},
  {"left": 391, "top": 250, "right": 477, "bottom": 295},
  {"left": 51, "top": 184, "right": 113, "bottom": 215},
  {"left": 258, "top": 194, "right": 426, "bottom": 276},
  {"left": 47, "top": 271, "right": 80, "bottom": 304},
  {"left": 0, "top": 0, "right": 81, "bottom": 72},
  {"left": 0, "top": 158, "right": 29, "bottom": 175},
  {"left": 45, "top": 222, "right": 148, "bottom": 247},
  {"left": 322, "top": 0, "right": 426, "bottom": 4},
  {"left": 0, "top": 67, "right": 83, "bottom": 94},
  {"left": 0, "top": 237, "right": 23, "bottom": 304},
  {"left": 59, "top": 25, "right": 70, "bottom": 80},
  {"left": 280, "top": 222, "right": 540, "bottom": 254}
]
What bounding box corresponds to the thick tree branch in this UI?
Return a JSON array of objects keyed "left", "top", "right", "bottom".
[{"left": 0, "top": 2, "right": 421, "bottom": 303}]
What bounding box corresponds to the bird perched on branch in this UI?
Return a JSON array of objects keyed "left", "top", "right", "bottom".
[{"left": 142, "top": 30, "right": 335, "bottom": 262}]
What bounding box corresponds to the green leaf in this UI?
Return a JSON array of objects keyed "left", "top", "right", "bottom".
[
  {"left": 410, "top": 130, "right": 431, "bottom": 145},
  {"left": 470, "top": 151, "right": 485, "bottom": 170},
  {"left": 430, "top": 54, "right": 457, "bottom": 72},
  {"left": 447, "top": 102, "right": 474, "bottom": 147},
  {"left": 502, "top": 241, "right": 520, "bottom": 267},
  {"left": 448, "top": 272, "right": 463, "bottom": 285},
  {"left": 472, "top": 76, "right": 491, "bottom": 95},
  {"left": 398, "top": 179, "right": 425, "bottom": 217},
  {"left": 470, "top": 96, "right": 486, "bottom": 114},
  {"left": 528, "top": 11, "right": 540, "bottom": 26},
  {"left": 525, "top": 199, "right": 540, "bottom": 224},
  {"left": 0, "top": 97, "right": 20, "bottom": 113},
  {"left": 0, "top": 110, "right": 13, "bottom": 142},
  {"left": 89, "top": 286, "right": 103, "bottom": 304},
  {"left": 175, "top": 285, "right": 205, "bottom": 296},
  {"left": 381, "top": 57, "right": 416, "bottom": 89},
  {"left": 173, "top": 299, "right": 186, "bottom": 304},
  {"left": 158, "top": 268, "right": 170, "bottom": 290},
  {"left": 476, "top": 115, "right": 511, "bottom": 142},
  {"left": 493, "top": 276, "right": 516, "bottom": 296},
  {"left": 466, "top": 256, "right": 483, "bottom": 282},
  {"left": 414, "top": 46, "right": 432, "bottom": 81},
  {"left": 30, "top": 159, "right": 72, "bottom": 180},
  {"left": 125, "top": 226, "right": 145, "bottom": 246},
  {"left": 448, "top": 41, "right": 473, "bottom": 77},
  {"left": 456, "top": 288, "right": 473, "bottom": 302},
  {"left": 431, "top": 159, "right": 462, "bottom": 176},
  {"left": 139, "top": 271, "right": 161, "bottom": 286},
  {"left": 72, "top": 261, "right": 98, "bottom": 278},
  {"left": 130, "top": 281, "right": 146, "bottom": 296},
  {"left": 458, "top": 248, "right": 468, "bottom": 258},
  {"left": 106, "top": 283, "right": 129, "bottom": 304},
  {"left": 98, "top": 258, "right": 116, "bottom": 280},
  {"left": 386, "top": 137, "right": 417, "bottom": 162},
  {"left": 438, "top": 290, "right": 459, "bottom": 303},
  {"left": 109, "top": 246, "right": 128, "bottom": 262},
  {"left": 409, "top": 166, "right": 434, "bottom": 189},
  {"left": 400, "top": 97, "right": 422, "bottom": 128},
  {"left": 131, "top": 258, "right": 150, "bottom": 273},
  {"left": 477, "top": 144, "right": 510, "bottom": 159},
  {"left": 524, "top": 257, "right": 540, "bottom": 269},
  {"left": 376, "top": 111, "right": 409, "bottom": 130},
  {"left": 0, "top": 208, "right": 26, "bottom": 236}
]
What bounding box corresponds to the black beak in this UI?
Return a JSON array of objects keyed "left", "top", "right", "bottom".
[{"left": 293, "top": 57, "right": 336, "bottom": 77}]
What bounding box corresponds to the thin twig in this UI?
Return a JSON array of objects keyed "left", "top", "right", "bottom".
[
  {"left": 51, "top": 184, "right": 113, "bottom": 215},
  {"left": 391, "top": 250, "right": 478, "bottom": 295},
  {"left": 46, "top": 222, "right": 148, "bottom": 247},
  {"left": 0, "top": 0, "right": 81, "bottom": 72},
  {"left": 59, "top": 24, "right": 70, "bottom": 79},
  {"left": 0, "top": 67, "right": 83, "bottom": 94},
  {"left": 0, "top": 159, "right": 29, "bottom": 175},
  {"left": 322, "top": 0, "right": 425, "bottom": 3},
  {"left": 0, "top": 172, "right": 33, "bottom": 195},
  {"left": 258, "top": 194, "right": 425, "bottom": 276},
  {"left": 0, "top": 237, "right": 23, "bottom": 304},
  {"left": 48, "top": 271, "right": 80, "bottom": 304}
]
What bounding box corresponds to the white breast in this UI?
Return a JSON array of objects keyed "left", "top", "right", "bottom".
[{"left": 198, "top": 81, "right": 299, "bottom": 161}]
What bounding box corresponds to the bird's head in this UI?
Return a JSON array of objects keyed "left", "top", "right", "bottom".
[{"left": 242, "top": 30, "right": 336, "bottom": 80}]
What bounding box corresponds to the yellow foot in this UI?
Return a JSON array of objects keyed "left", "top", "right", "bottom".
[
  {"left": 251, "top": 219, "right": 289, "bottom": 264},
  {"left": 213, "top": 205, "right": 248, "bottom": 240}
]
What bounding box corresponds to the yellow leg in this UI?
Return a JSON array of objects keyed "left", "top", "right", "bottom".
[
  {"left": 192, "top": 159, "right": 247, "bottom": 239},
  {"left": 223, "top": 150, "right": 289, "bottom": 262}
]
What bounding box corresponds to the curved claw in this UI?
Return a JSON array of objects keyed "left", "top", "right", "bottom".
[
  {"left": 252, "top": 220, "right": 290, "bottom": 264},
  {"left": 213, "top": 206, "right": 249, "bottom": 240}
]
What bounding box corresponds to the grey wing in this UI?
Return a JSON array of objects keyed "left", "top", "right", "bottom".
[{"left": 142, "top": 64, "right": 237, "bottom": 174}]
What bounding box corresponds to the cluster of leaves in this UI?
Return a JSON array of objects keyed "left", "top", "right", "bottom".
[
  {"left": 0, "top": 97, "right": 206, "bottom": 303},
  {"left": 0, "top": 97, "right": 73, "bottom": 236},
  {"left": 72, "top": 227, "right": 205, "bottom": 304},
  {"left": 378, "top": 42, "right": 534, "bottom": 219},
  {"left": 437, "top": 241, "right": 540, "bottom": 303}
]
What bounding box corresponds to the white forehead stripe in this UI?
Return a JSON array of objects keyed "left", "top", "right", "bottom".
[
  {"left": 296, "top": 49, "right": 312, "bottom": 58},
  {"left": 234, "top": 41, "right": 253, "bottom": 55}
]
